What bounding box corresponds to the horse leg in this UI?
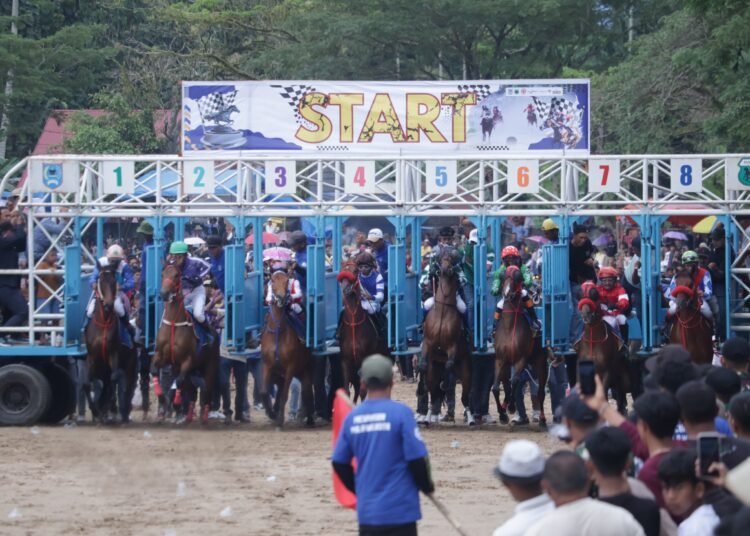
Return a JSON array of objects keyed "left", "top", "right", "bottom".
[
  {"left": 428, "top": 361, "right": 443, "bottom": 423},
  {"left": 274, "top": 372, "right": 293, "bottom": 428},
  {"left": 501, "top": 361, "right": 513, "bottom": 415},
  {"left": 491, "top": 357, "right": 507, "bottom": 424},
  {"left": 262, "top": 363, "right": 277, "bottom": 421},
  {"left": 301, "top": 364, "right": 315, "bottom": 427},
  {"left": 460, "top": 355, "right": 474, "bottom": 426},
  {"left": 200, "top": 348, "right": 219, "bottom": 424},
  {"left": 533, "top": 348, "right": 549, "bottom": 427}
]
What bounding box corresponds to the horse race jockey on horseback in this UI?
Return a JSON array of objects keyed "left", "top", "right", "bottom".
[
  {"left": 264, "top": 260, "right": 306, "bottom": 343},
  {"left": 491, "top": 245, "right": 541, "bottom": 332},
  {"left": 337, "top": 251, "right": 387, "bottom": 341},
  {"left": 663, "top": 250, "right": 715, "bottom": 341},
  {"left": 166, "top": 241, "right": 214, "bottom": 340},
  {"left": 87, "top": 244, "right": 136, "bottom": 347},
  {"left": 595, "top": 266, "right": 630, "bottom": 348}
]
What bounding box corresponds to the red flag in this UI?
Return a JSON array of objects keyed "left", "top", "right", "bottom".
[{"left": 332, "top": 389, "right": 357, "bottom": 509}]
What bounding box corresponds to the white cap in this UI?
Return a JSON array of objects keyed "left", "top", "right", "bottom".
[
  {"left": 367, "top": 228, "right": 383, "bottom": 241},
  {"left": 469, "top": 229, "right": 478, "bottom": 244},
  {"left": 106, "top": 244, "right": 125, "bottom": 259},
  {"left": 495, "top": 440, "right": 545, "bottom": 480}
]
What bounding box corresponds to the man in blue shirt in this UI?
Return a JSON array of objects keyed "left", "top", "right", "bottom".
[
  {"left": 333, "top": 354, "right": 435, "bottom": 536},
  {"left": 205, "top": 234, "right": 225, "bottom": 293},
  {"left": 367, "top": 228, "right": 390, "bottom": 286}
]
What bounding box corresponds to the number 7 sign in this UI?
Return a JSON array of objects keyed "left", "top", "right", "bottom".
[
  {"left": 345, "top": 161, "right": 376, "bottom": 194},
  {"left": 588, "top": 159, "right": 620, "bottom": 193}
]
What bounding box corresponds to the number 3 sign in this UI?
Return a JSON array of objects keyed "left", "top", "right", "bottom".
[
  {"left": 507, "top": 160, "right": 539, "bottom": 194},
  {"left": 345, "top": 161, "right": 376, "bottom": 194},
  {"left": 588, "top": 159, "right": 620, "bottom": 193},
  {"left": 265, "top": 161, "right": 297, "bottom": 194}
]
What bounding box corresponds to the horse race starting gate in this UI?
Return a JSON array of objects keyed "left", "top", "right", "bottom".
[{"left": 1, "top": 153, "right": 750, "bottom": 360}]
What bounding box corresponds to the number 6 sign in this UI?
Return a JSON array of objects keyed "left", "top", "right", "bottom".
[
  {"left": 425, "top": 161, "right": 457, "bottom": 195},
  {"left": 588, "top": 159, "right": 620, "bottom": 193},
  {"left": 265, "top": 161, "right": 297, "bottom": 194},
  {"left": 507, "top": 160, "right": 539, "bottom": 194},
  {"left": 345, "top": 161, "right": 376, "bottom": 194}
]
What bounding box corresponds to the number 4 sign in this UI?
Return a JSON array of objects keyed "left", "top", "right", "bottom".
[
  {"left": 507, "top": 160, "right": 539, "bottom": 194},
  {"left": 588, "top": 159, "right": 620, "bottom": 193},
  {"left": 265, "top": 161, "right": 297, "bottom": 194},
  {"left": 345, "top": 161, "right": 376, "bottom": 194}
]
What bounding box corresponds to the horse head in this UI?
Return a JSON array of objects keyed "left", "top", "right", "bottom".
[
  {"left": 502, "top": 265, "right": 523, "bottom": 302},
  {"left": 337, "top": 270, "right": 359, "bottom": 299},
  {"left": 578, "top": 281, "right": 601, "bottom": 325},
  {"left": 160, "top": 262, "right": 181, "bottom": 302},
  {"left": 270, "top": 270, "right": 290, "bottom": 308},
  {"left": 437, "top": 247, "right": 460, "bottom": 279},
  {"left": 96, "top": 263, "right": 118, "bottom": 316},
  {"left": 671, "top": 272, "right": 696, "bottom": 313}
]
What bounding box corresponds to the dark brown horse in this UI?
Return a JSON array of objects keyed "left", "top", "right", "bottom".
[
  {"left": 337, "top": 270, "right": 388, "bottom": 403},
  {"left": 576, "top": 285, "right": 630, "bottom": 414},
  {"left": 152, "top": 263, "right": 219, "bottom": 424},
  {"left": 260, "top": 271, "right": 315, "bottom": 427},
  {"left": 84, "top": 265, "right": 137, "bottom": 423},
  {"left": 422, "top": 249, "right": 473, "bottom": 424},
  {"left": 492, "top": 266, "right": 548, "bottom": 426},
  {"left": 669, "top": 271, "right": 714, "bottom": 365}
]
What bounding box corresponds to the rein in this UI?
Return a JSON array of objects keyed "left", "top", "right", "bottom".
[
  {"left": 266, "top": 288, "right": 291, "bottom": 363},
  {"left": 342, "top": 284, "right": 367, "bottom": 362},
  {"left": 675, "top": 297, "right": 704, "bottom": 345},
  {"left": 501, "top": 280, "right": 534, "bottom": 362},
  {"left": 432, "top": 273, "right": 459, "bottom": 350},
  {"left": 160, "top": 273, "right": 193, "bottom": 364},
  {"left": 92, "top": 276, "right": 116, "bottom": 359},
  {"left": 581, "top": 311, "right": 609, "bottom": 356}
]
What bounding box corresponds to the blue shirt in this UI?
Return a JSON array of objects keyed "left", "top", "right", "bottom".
[
  {"left": 332, "top": 399, "right": 428, "bottom": 526},
  {"left": 373, "top": 242, "right": 390, "bottom": 282},
  {"left": 294, "top": 249, "right": 307, "bottom": 293},
  {"left": 181, "top": 256, "right": 211, "bottom": 291},
  {"left": 89, "top": 261, "right": 135, "bottom": 292},
  {"left": 208, "top": 250, "right": 225, "bottom": 293}
]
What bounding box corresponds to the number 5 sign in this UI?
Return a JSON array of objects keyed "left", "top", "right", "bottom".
[
  {"left": 265, "top": 161, "right": 297, "bottom": 194},
  {"left": 588, "top": 159, "right": 620, "bottom": 193},
  {"left": 670, "top": 158, "right": 702, "bottom": 194},
  {"left": 425, "top": 161, "right": 457, "bottom": 195},
  {"left": 183, "top": 161, "right": 215, "bottom": 194},
  {"left": 507, "top": 160, "right": 539, "bottom": 194},
  {"left": 345, "top": 161, "right": 376, "bottom": 194}
]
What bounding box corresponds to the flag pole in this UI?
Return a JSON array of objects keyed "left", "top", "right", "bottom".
[{"left": 427, "top": 494, "right": 470, "bottom": 536}]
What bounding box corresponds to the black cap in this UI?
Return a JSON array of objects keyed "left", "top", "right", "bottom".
[
  {"left": 721, "top": 337, "right": 750, "bottom": 364},
  {"left": 206, "top": 235, "right": 223, "bottom": 247},
  {"left": 645, "top": 344, "right": 691, "bottom": 372},
  {"left": 439, "top": 226, "right": 455, "bottom": 238},
  {"left": 573, "top": 223, "right": 587, "bottom": 235},
  {"left": 560, "top": 394, "right": 599, "bottom": 424},
  {"left": 711, "top": 227, "right": 725, "bottom": 240},
  {"left": 632, "top": 235, "right": 641, "bottom": 249}
]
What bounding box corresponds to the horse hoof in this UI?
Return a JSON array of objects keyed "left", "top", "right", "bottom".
[
  {"left": 428, "top": 413, "right": 440, "bottom": 424},
  {"left": 439, "top": 413, "right": 454, "bottom": 423},
  {"left": 305, "top": 418, "right": 315, "bottom": 428},
  {"left": 508, "top": 404, "right": 517, "bottom": 415},
  {"left": 499, "top": 413, "right": 509, "bottom": 425}
]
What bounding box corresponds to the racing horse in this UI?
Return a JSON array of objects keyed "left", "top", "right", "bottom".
[
  {"left": 84, "top": 264, "right": 137, "bottom": 423},
  {"left": 152, "top": 262, "right": 219, "bottom": 423},
  {"left": 492, "top": 266, "right": 548, "bottom": 426},
  {"left": 669, "top": 271, "right": 714, "bottom": 365},
  {"left": 421, "top": 247, "right": 473, "bottom": 424},
  {"left": 576, "top": 282, "right": 630, "bottom": 414},
  {"left": 336, "top": 269, "right": 388, "bottom": 403},
  {"left": 260, "top": 270, "right": 315, "bottom": 427}
]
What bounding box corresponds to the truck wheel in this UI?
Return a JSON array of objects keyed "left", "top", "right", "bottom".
[
  {"left": 41, "top": 362, "right": 77, "bottom": 424},
  {"left": 0, "top": 364, "right": 52, "bottom": 425}
]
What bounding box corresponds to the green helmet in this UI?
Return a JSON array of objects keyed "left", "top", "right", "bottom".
[
  {"left": 169, "top": 241, "right": 189, "bottom": 255},
  {"left": 136, "top": 221, "right": 154, "bottom": 235},
  {"left": 681, "top": 250, "right": 699, "bottom": 264}
]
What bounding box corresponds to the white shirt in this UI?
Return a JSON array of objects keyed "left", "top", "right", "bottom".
[
  {"left": 525, "top": 497, "right": 645, "bottom": 536},
  {"left": 677, "top": 504, "right": 719, "bottom": 536},
  {"left": 492, "top": 493, "right": 554, "bottom": 536}
]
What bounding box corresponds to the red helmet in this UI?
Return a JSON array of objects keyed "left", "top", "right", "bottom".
[
  {"left": 501, "top": 245, "right": 520, "bottom": 259},
  {"left": 598, "top": 267, "right": 618, "bottom": 280}
]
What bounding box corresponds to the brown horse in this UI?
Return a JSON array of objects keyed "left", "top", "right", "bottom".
[
  {"left": 422, "top": 248, "right": 473, "bottom": 424},
  {"left": 492, "top": 266, "right": 549, "bottom": 426},
  {"left": 152, "top": 263, "right": 219, "bottom": 424},
  {"left": 84, "top": 265, "right": 137, "bottom": 423},
  {"left": 669, "top": 271, "right": 714, "bottom": 365},
  {"left": 337, "top": 270, "right": 388, "bottom": 403},
  {"left": 576, "top": 285, "right": 630, "bottom": 414},
  {"left": 260, "top": 271, "right": 315, "bottom": 427}
]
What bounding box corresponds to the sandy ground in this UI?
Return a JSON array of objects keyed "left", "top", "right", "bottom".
[{"left": 0, "top": 378, "right": 562, "bottom": 536}]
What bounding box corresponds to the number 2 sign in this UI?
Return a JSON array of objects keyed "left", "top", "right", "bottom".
[
  {"left": 265, "top": 161, "right": 297, "bottom": 194},
  {"left": 183, "top": 161, "right": 215, "bottom": 194},
  {"left": 507, "top": 160, "right": 539, "bottom": 194},
  {"left": 345, "top": 161, "right": 376, "bottom": 194},
  {"left": 588, "top": 159, "right": 620, "bottom": 193},
  {"left": 670, "top": 158, "right": 702, "bottom": 194},
  {"left": 425, "top": 161, "right": 457, "bottom": 195}
]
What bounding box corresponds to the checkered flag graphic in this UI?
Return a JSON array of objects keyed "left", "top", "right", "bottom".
[
  {"left": 196, "top": 90, "right": 237, "bottom": 120},
  {"left": 531, "top": 97, "right": 551, "bottom": 121},
  {"left": 457, "top": 84, "right": 491, "bottom": 102},
  {"left": 271, "top": 84, "right": 316, "bottom": 124}
]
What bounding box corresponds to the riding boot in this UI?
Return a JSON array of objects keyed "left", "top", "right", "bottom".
[
  {"left": 493, "top": 307, "right": 502, "bottom": 335},
  {"left": 334, "top": 310, "right": 344, "bottom": 341},
  {"left": 662, "top": 316, "right": 673, "bottom": 343},
  {"left": 526, "top": 302, "right": 541, "bottom": 332},
  {"left": 123, "top": 318, "right": 136, "bottom": 346},
  {"left": 620, "top": 323, "right": 629, "bottom": 345}
]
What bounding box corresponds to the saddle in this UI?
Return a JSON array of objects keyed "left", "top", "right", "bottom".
[{"left": 186, "top": 313, "right": 214, "bottom": 347}]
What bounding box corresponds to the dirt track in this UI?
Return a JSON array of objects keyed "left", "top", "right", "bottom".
[{"left": 0, "top": 380, "right": 561, "bottom": 536}]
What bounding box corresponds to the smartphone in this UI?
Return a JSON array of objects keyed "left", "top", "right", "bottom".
[
  {"left": 698, "top": 432, "right": 722, "bottom": 476},
  {"left": 578, "top": 360, "right": 596, "bottom": 396}
]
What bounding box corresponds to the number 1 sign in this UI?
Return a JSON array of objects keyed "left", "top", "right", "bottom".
[
  {"left": 101, "top": 161, "right": 135, "bottom": 195},
  {"left": 425, "top": 161, "right": 457, "bottom": 195},
  {"left": 265, "top": 161, "right": 297, "bottom": 194},
  {"left": 345, "top": 161, "right": 376, "bottom": 194},
  {"left": 588, "top": 159, "right": 620, "bottom": 193}
]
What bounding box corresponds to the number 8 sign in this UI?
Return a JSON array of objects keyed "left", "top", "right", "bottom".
[
  {"left": 265, "top": 161, "right": 297, "bottom": 194},
  {"left": 345, "top": 161, "right": 376, "bottom": 194},
  {"left": 588, "top": 159, "right": 620, "bottom": 193},
  {"left": 670, "top": 158, "right": 702, "bottom": 194},
  {"left": 507, "top": 160, "right": 539, "bottom": 194}
]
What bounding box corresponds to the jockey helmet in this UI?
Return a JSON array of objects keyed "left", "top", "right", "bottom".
[
  {"left": 106, "top": 244, "right": 125, "bottom": 259},
  {"left": 681, "top": 250, "right": 699, "bottom": 265},
  {"left": 438, "top": 226, "right": 455, "bottom": 238},
  {"left": 541, "top": 218, "right": 559, "bottom": 231},
  {"left": 169, "top": 241, "right": 189, "bottom": 255},
  {"left": 289, "top": 230, "right": 307, "bottom": 247},
  {"left": 501, "top": 245, "right": 520, "bottom": 260},
  {"left": 356, "top": 251, "right": 376, "bottom": 267},
  {"left": 598, "top": 266, "right": 618, "bottom": 280}
]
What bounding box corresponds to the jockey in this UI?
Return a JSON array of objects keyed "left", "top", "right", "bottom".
[
  {"left": 420, "top": 226, "right": 468, "bottom": 313},
  {"left": 288, "top": 230, "right": 308, "bottom": 293},
  {"left": 168, "top": 241, "right": 212, "bottom": 332},
  {"left": 664, "top": 250, "right": 715, "bottom": 337},
  {"left": 490, "top": 245, "right": 540, "bottom": 331},
  {"left": 596, "top": 266, "right": 629, "bottom": 341},
  {"left": 355, "top": 252, "right": 385, "bottom": 315},
  {"left": 87, "top": 244, "right": 135, "bottom": 326},
  {"left": 264, "top": 261, "right": 305, "bottom": 340}
]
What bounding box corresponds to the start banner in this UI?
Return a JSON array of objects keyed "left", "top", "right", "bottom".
[{"left": 181, "top": 79, "right": 589, "bottom": 155}]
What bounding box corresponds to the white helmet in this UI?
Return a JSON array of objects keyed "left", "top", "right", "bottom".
[{"left": 106, "top": 244, "right": 125, "bottom": 259}]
